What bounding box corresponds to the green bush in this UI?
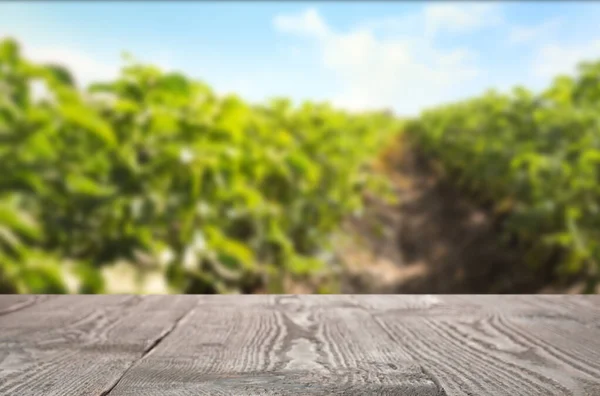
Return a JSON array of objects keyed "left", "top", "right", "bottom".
[
  {"left": 407, "top": 62, "right": 600, "bottom": 285},
  {"left": 0, "top": 38, "right": 400, "bottom": 294}
]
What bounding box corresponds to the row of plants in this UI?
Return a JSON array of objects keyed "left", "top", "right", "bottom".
[
  {"left": 406, "top": 61, "right": 600, "bottom": 288},
  {"left": 0, "top": 38, "right": 400, "bottom": 293}
]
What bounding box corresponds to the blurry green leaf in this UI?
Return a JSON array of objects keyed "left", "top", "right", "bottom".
[
  {"left": 44, "top": 64, "right": 76, "bottom": 87},
  {"left": 59, "top": 103, "right": 117, "bottom": 146},
  {"left": 0, "top": 38, "right": 19, "bottom": 64},
  {"left": 0, "top": 199, "right": 40, "bottom": 240},
  {"left": 66, "top": 174, "right": 115, "bottom": 197},
  {"left": 289, "top": 256, "right": 325, "bottom": 276},
  {"left": 157, "top": 73, "right": 190, "bottom": 94}
]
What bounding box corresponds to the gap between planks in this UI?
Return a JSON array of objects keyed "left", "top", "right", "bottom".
[
  {"left": 0, "top": 295, "right": 198, "bottom": 396},
  {"left": 100, "top": 300, "right": 198, "bottom": 396},
  {"left": 102, "top": 295, "right": 449, "bottom": 396}
]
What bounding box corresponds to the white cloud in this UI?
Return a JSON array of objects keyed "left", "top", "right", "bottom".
[
  {"left": 359, "top": 13, "right": 422, "bottom": 37},
  {"left": 424, "top": 4, "right": 503, "bottom": 38},
  {"left": 360, "top": 4, "right": 503, "bottom": 39},
  {"left": 531, "top": 39, "right": 600, "bottom": 79},
  {"left": 509, "top": 19, "right": 562, "bottom": 45},
  {"left": 273, "top": 8, "right": 483, "bottom": 115},
  {"left": 273, "top": 8, "right": 329, "bottom": 39}
]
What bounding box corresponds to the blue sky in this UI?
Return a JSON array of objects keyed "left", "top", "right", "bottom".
[{"left": 1, "top": 2, "right": 600, "bottom": 115}]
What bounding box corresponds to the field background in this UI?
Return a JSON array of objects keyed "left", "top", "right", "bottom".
[{"left": 1, "top": 37, "right": 599, "bottom": 294}]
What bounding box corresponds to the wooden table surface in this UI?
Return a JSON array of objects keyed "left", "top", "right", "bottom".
[{"left": 0, "top": 295, "right": 599, "bottom": 395}]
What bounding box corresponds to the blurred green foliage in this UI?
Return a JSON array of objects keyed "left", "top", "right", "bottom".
[
  {"left": 0, "top": 38, "right": 400, "bottom": 294},
  {"left": 406, "top": 62, "right": 600, "bottom": 287}
]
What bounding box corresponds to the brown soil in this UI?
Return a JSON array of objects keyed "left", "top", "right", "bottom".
[{"left": 338, "top": 137, "right": 590, "bottom": 294}]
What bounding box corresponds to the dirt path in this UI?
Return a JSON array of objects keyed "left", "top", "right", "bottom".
[{"left": 338, "top": 136, "right": 586, "bottom": 294}]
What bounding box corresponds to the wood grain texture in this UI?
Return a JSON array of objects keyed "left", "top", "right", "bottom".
[
  {"left": 354, "top": 295, "right": 600, "bottom": 396},
  {"left": 0, "top": 295, "right": 197, "bottom": 396},
  {"left": 0, "top": 295, "right": 598, "bottom": 395},
  {"left": 0, "top": 295, "right": 55, "bottom": 316},
  {"left": 104, "top": 295, "right": 445, "bottom": 395}
]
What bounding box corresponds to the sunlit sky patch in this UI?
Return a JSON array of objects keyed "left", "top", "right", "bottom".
[{"left": 2, "top": 2, "right": 599, "bottom": 115}]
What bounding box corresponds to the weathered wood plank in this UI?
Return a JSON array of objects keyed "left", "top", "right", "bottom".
[
  {"left": 366, "top": 295, "right": 600, "bottom": 396},
  {"left": 1, "top": 295, "right": 598, "bottom": 395},
  {"left": 0, "top": 295, "right": 197, "bottom": 396},
  {"left": 103, "top": 295, "right": 446, "bottom": 395}
]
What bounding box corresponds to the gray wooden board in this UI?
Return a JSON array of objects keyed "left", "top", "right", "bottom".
[
  {"left": 104, "top": 295, "right": 445, "bottom": 395},
  {"left": 0, "top": 295, "right": 197, "bottom": 396},
  {"left": 0, "top": 295, "right": 598, "bottom": 395},
  {"left": 354, "top": 295, "right": 600, "bottom": 395}
]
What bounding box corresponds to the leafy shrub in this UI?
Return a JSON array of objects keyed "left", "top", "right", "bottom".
[
  {"left": 406, "top": 63, "right": 600, "bottom": 286},
  {"left": 0, "top": 38, "right": 400, "bottom": 293}
]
